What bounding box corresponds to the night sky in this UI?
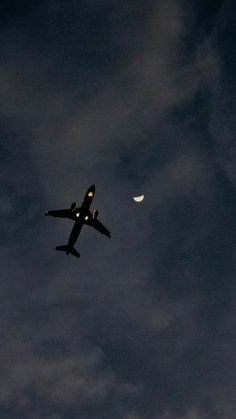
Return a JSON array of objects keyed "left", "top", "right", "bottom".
[{"left": 1, "top": 1, "right": 236, "bottom": 418}]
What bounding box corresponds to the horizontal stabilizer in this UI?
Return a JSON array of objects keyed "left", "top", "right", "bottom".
[
  {"left": 70, "top": 247, "right": 80, "bottom": 258},
  {"left": 56, "top": 245, "right": 68, "bottom": 252},
  {"left": 55, "top": 245, "right": 80, "bottom": 258}
]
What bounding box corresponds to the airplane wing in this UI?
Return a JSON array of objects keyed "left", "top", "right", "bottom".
[
  {"left": 85, "top": 214, "right": 111, "bottom": 238},
  {"left": 45, "top": 209, "right": 72, "bottom": 218}
]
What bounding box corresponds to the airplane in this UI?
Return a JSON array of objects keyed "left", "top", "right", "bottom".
[{"left": 45, "top": 185, "right": 110, "bottom": 258}]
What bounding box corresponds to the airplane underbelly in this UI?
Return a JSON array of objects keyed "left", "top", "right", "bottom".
[{"left": 68, "top": 219, "right": 83, "bottom": 246}]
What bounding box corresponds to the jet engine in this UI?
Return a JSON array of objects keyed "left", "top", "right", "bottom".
[
  {"left": 71, "top": 202, "right": 76, "bottom": 211},
  {"left": 93, "top": 209, "right": 99, "bottom": 219}
]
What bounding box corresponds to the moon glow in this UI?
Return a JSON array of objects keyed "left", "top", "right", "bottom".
[{"left": 133, "top": 195, "right": 144, "bottom": 202}]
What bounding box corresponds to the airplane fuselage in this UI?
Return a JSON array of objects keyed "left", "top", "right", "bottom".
[{"left": 67, "top": 185, "right": 95, "bottom": 250}]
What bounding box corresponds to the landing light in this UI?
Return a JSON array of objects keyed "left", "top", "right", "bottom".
[
  {"left": 85, "top": 216, "right": 89, "bottom": 220},
  {"left": 88, "top": 191, "right": 94, "bottom": 197},
  {"left": 76, "top": 212, "right": 80, "bottom": 217}
]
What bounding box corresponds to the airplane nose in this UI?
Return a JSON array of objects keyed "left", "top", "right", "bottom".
[
  {"left": 87, "top": 185, "right": 95, "bottom": 197},
  {"left": 90, "top": 185, "right": 95, "bottom": 193}
]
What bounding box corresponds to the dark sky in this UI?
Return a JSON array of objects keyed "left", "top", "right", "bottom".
[{"left": 1, "top": 1, "right": 236, "bottom": 418}]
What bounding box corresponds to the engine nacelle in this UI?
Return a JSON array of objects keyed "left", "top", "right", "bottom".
[
  {"left": 93, "top": 209, "right": 99, "bottom": 219},
  {"left": 71, "top": 202, "right": 76, "bottom": 211}
]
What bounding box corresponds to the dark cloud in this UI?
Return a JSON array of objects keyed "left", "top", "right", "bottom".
[{"left": 0, "top": 1, "right": 236, "bottom": 418}]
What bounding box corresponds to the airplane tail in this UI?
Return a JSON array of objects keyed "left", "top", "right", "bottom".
[{"left": 55, "top": 245, "right": 80, "bottom": 258}]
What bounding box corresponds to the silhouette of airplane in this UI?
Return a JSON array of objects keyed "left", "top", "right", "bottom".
[{"left": 45, "top": 185, "right": 110, "bottom": 257}]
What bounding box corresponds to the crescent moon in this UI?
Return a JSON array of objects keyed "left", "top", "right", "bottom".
[{"left": 133, "top": 195, "right": 144, "bottom": 202}]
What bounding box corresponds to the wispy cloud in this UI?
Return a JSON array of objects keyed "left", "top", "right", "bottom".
[{"left": 0, "top": 1, "right": 235, "bottom": 418}]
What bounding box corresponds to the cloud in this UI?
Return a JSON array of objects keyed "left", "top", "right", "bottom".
[{"left": 0, "top": 1, "right": 236, "bottom": 418}]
